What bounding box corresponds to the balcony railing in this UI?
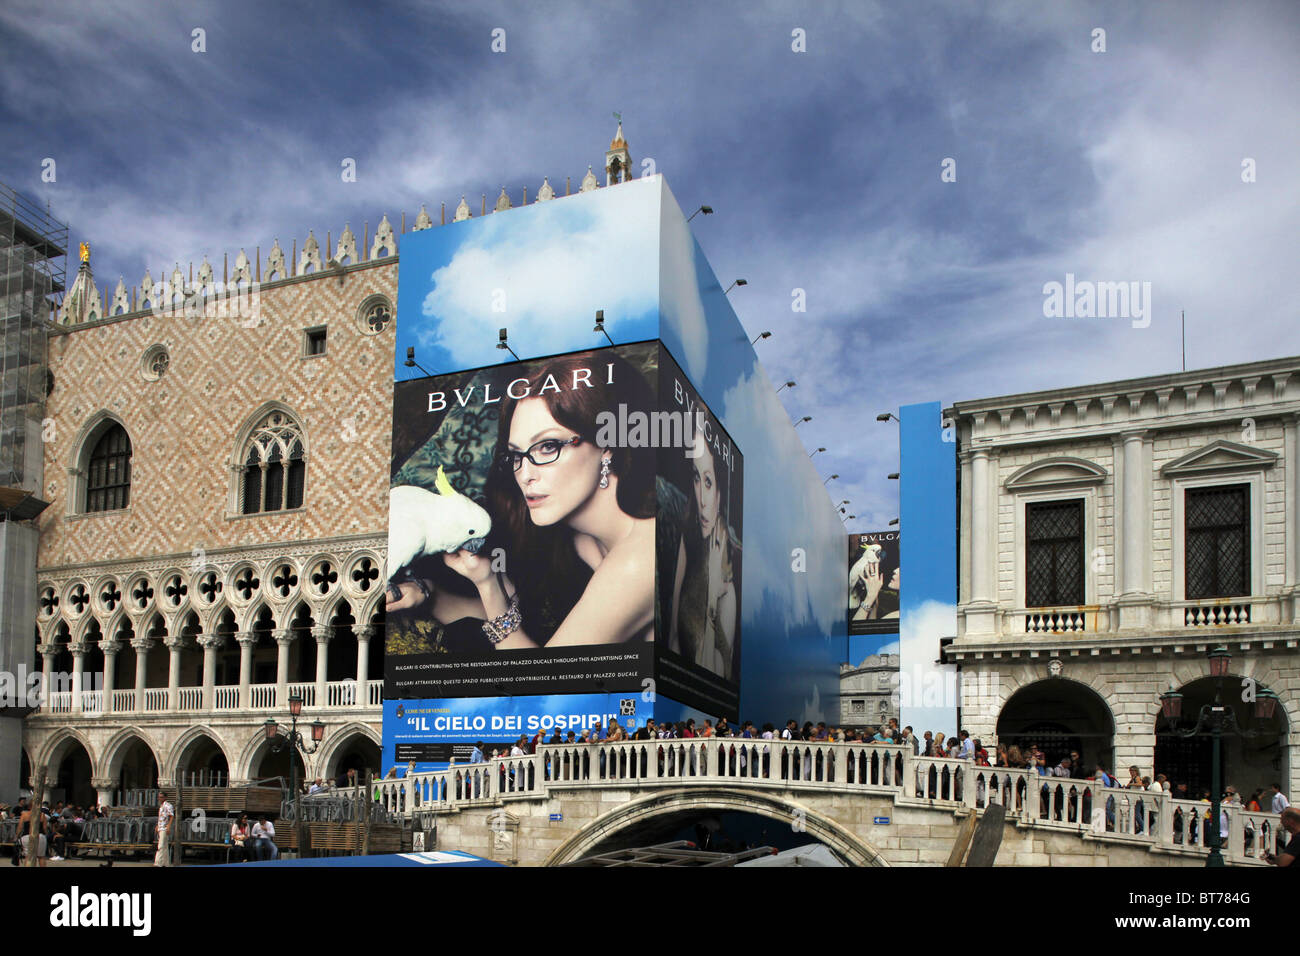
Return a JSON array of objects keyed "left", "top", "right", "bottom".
[
  {"left": 975, "top": 594, "right": 1290, "bottom": 640},
  {"left": 30, "top": 680, "right": 382, "bottom": 717},
  {"left": 1182, "top": 601, "right": 1251, "bottom": 627},
  {"left": 1024, "top": 609, "right": 1089, "bottom": 633}
]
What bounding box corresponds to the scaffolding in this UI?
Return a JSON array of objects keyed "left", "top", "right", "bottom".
[{"left": 0, "top": 182, "right": 66, "bottom": 491}]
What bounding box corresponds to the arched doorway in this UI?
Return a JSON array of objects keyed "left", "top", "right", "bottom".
[
  {"left": 175, "top": 733, "right": 231, "bottom": 787},
  {"left": 1154, "top": 676, "right": 1288, "bottom": 801},
  {"left": 325, "top": 731, "right": 381, "bottom": 787},
  {"left": 250, "top": 737, "right": 306, "bottom": 792},
  {"left": 19, "top": 748, "right": 31, "bottom": 794},
  {"left": 49, "top": 736, "right": 94, "bottom": 808},
  {"left": 996, "top": 679, "right": 1115, "bottom": 773},
  {"left": 112, "top": 736, "right": 160, "bottom": 796}
]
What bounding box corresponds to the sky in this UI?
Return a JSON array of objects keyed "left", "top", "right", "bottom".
[{"left": 2, "top": 0, "right": 1297, "bottom": 531}]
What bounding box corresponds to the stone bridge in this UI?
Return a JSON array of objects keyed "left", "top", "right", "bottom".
[{"left": 369, "top": 740, "right": 1283, "bottom": 867}]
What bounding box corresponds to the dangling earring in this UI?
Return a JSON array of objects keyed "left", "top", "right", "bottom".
[{"left": 599, "top": 456, "right": 611, "bottom": 489}]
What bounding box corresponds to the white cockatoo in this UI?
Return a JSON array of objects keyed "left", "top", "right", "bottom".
[
  {"left": 387, "top": 466, "right": 491, "bottom": 581},
  {"left": 850, "top": 542, "right": 884, "bottom": 590}
]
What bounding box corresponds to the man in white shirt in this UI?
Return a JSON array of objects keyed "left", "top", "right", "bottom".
[
  {"left": 154, "top": 795, "right": 174, "bottom": 867},
  {"left": 251, "top": 817, "right": 279, "bottom": 861},
  {"left": 1269, "top": 784, "right": 1290, "bottom": 815},
  {"left": 958, "top": 730, "right": 975, "bottom": 760}
]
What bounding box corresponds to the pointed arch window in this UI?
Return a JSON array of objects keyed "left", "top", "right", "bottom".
[
  {"left": 239, "top": 411, "right": 305, "bottom": 514},
  {"left": 87, "top": 424, "right": 131, "bottom": 512}
]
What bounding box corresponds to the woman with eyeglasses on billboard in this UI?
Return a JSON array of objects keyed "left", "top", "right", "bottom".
[{"left": 440, "top": 351, "right": 657, "bottom": 648}]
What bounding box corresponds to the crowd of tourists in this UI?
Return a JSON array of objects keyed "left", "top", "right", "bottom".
[{"left": 2, "top": 798, "right": 108, "bottom": 865}]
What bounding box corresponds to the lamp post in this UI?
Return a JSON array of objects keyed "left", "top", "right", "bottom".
[
  {"left": 263, "top": 693, "right": 325, "bottom": 858},
  {"left": 1158, "top": 646, "right": 1279, "bottom": 867}
]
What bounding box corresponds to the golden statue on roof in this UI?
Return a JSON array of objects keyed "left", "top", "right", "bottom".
[{"left": 79, "top": 241, "right": 90, "bottom": 262}]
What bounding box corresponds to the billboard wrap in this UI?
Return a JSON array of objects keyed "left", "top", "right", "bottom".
[
  {"left": 386, "top": 342, "right": 659, "bottom": 699},
  {"left": 849, "top": 531, "right": 900, "bottom": 634},
  {"left": 655, "top": 347, "right": 742, "bottom": 717},
  {"left": 383, "top": 173, "right": 839, "bottom": 749}
]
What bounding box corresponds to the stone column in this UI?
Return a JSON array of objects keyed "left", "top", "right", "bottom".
[
  {"left": 91, "top": 778, "right": 115, "bottom": 810},
  {"left": 274, "top": 628, "right": 293, "bottom": 709},
  {"left": 236, "top": 631, "right": 255, "bottom": 709},
  {"left": 971, "top": 450, "right": 991, "bottom": 601},
  {"left": 131, "top": 638, "right": 152, "bottom": 713},
  {"left": 313, "top": 625, "right": 332, "bottom": 707},
  {"left": 38, "top": 641, "right": 54, "bottom": 710},
  {"left": 102, "top": 641, "right": 121, "bottom": 714},
  {"left": 1116, "top": 430, "right": 1152, "bottom": 629},
  {"left": 1285, "top": 414, "right": 1300, "bottom": 622},
  {"left": 166, "top": 637, "right": 183, "bottom": 711},
  {"left": 964, "top": 447, "right": 998, "bottom": 636},
  {"left": 355, "top": 626, "right": 373, "bottom": 707},
  {"left": 69, "top": 642, "right": 86, "bottom": 713},
  {"left": 199, "top": 634, "right": 224, "bottom": 710}
]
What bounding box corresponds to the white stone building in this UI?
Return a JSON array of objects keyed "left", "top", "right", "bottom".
[
  {"left": 946, "top": 355, "right": 1300, "bottom": 800},
  {"left": 839, "top": 653, "right": 900, "bottom": 729}
]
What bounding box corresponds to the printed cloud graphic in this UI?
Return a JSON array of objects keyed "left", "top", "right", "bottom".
[
  {"left": 657, "top": 183, "right": 710, "bottom": 382},
  {"left": 418, "top": 180, "right": 660, "bottom": 369}
]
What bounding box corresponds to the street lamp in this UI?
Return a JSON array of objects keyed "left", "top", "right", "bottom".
[
  {"left": 809, "top": 447, "right": 826, "bottom": 458},
  {"left": 687, "top": 205, "right": 713, "bottom": 222},
  {"left": 593, "top": 309, "right": 614, "bottom": 346},
  {"left": 264, "top": 693, "right": 326, "bottom": 858},
  {"left": 877, "top": 412, "right": 899, "bottom": 423},
  {"left": 751, "top": 331, "right": 772, "bottom": 345},
  {"left": 724, "top": 279, "right": 747, "bottom": 294},
  {"left": 404, "top": 346, "right": 432, "bottom": 377},
  {"left": 776, "top": 381, "right": 796, "bottom": 394},
  {"left": 823, "top": 474, "right": 839, "bottom": 485},
  {"left": 794, "top": 415, "right": 812, "bottom": 428},
  {"left": 496, "top": 328, "right": 520, "bottom": 361},
  {"left": 1158, "top": 646, "right": 1279, "bottom": 867}
]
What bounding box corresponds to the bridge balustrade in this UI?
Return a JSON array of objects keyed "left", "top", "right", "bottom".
[{"left": 367, "top": 742, "right": 1283, "bottom": 866}]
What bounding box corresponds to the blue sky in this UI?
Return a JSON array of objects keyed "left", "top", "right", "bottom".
[{"left": 4, "top": 0, "right": 1296, "bottom": 531}]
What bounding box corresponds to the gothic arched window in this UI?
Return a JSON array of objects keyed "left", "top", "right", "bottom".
[
  {"left": 239, "top": 411, "right": 305, "bottom": 514},
  {"left": 86, "top": 423, "right": 131, "bottom": 512}
]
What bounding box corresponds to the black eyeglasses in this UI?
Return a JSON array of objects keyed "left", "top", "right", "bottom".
[{"left": 499, "top": 436, "right": 582, "bottom": 472}]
